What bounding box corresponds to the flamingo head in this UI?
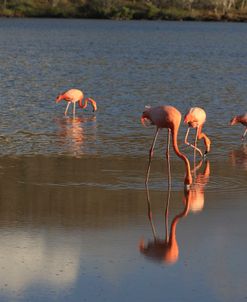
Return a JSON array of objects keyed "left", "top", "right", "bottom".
[
  {"left": 230, "top": 116, "right": 238, "bottom": 126},
  {"left": 56, "top": 94, "right": 62, "bottom": 103},
  {"left": 183, "top": 114, "right": 190, "bottom": 125},
  {"left": 87, "top": 98, "right": 97, "bottom": 112},
  {"left": 184, "top": 113, "right": 197, "bottom": 128},
  {"left": 141, "top": 106, "right": 152, "bottom": 127}
]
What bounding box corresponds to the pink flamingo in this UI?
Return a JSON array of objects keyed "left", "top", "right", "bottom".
[
  {"left": 230, "top": 113, "right": 247, "bottom": 141},
  {"left": 184, "top": 107, "right": 211, "bottom": 157},
  {"left": 141, "top": 105, "right": 192, "bottom": 187},
  {"left": 56, "top": 89, "right": 97, "bottom": 118}
]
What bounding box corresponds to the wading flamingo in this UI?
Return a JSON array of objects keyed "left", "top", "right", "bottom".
[
  {"left": 184, "top": 107, "right": 211, "bottom": 158},
  {"left": 141, "top": 105, "right": 192, "bottom": 187},
  {"left": 56, "top": 89, "right": 97, "bottom": 118},
  {"left": 230, "top": 113, "right": 247, "bottom": 141}
]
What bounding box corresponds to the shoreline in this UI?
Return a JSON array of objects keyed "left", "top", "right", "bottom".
[{"left": 1, "top": 10, "right": 247, "bottom": 23}]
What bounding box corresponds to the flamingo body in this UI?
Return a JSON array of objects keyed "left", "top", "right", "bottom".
[
  {"left": 143, "top": 106, "right": 181, "bottom": 129},
  {"left": 184, "top": 107, "right": 210, "bottom": 156},
  {"left": 56, "top": 89, "right": 83, "bottom": 104},
  {"left": 141, "top": 105, "right": 192, "bottom": 186},
  {"left": 56, "top": 89, "right": 97, "bottom": 118},
  {"left": 184, "top": 107, "right": 206, "bottom": 128}
]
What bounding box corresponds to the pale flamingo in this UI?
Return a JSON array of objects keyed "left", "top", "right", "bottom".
[
  {"left": 141, "top": 105, "right": 192, "bottom": 187},
  {"left": 184, "top": 107, "right": 211, "bottom": 158},
  {"left": 230, "top": 113, "right": 247, "bottom": 141},
  {"left": 56, "top": 89, "right": 97, "bottom": 118}
]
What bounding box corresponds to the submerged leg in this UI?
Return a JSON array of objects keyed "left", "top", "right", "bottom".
[
  {"left": 145, "top": 128, "right": 159, "bottom": 185},
  {"left": 185, "top": 127, "right": 203, "bottom": 157},
  {"left": 64, "top": 102, "right": 71, "bottom": 116},
  {"left": 145, "top": 184, "right": 157, "bottom": 240}
]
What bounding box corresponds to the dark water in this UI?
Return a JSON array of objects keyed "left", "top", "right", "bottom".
[{"left": 0, "top": 19, "right": 247, "bottom": 302}]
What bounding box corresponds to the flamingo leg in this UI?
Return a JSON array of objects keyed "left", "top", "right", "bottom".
[
  {"left": 185, "top": 127, "right": 203, "bottom": 157},
  {"left": 165, "top": 129, "right": 171, "bottom": 242},
  {"left": 145, "top": 128, "right": 159, "bottom": 185},
  {"left": 166, "top": 128, "right": 172, "bottom": 189},
  {"left": 73, "top": 102, "right": 76, "bottom": 119},
  {"left": 64, "top": 102, "right": 71, "bottom": 116},
  {"left": 242, "top": 128, "right": 247, "bottom": 141}
]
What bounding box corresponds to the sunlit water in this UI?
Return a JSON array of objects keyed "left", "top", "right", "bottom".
[{"left": 0, "top": 19, "right": 247, "bottom": 302}]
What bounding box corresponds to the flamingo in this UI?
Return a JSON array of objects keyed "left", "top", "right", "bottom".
[
  {"left": 230, "top": 113, "right": 247, "bottom": 141},
  {"left": 56, "top": 89, "right": 97, "bottom": 118},
  {"left": 184, "top": 107, "right": 211, "bottom": 158},
  {"left": 141, "top": 105, "right": 192, "bottom": 187}
]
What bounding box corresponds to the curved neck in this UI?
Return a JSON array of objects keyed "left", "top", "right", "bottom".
[
  {"left": 79, "top": 98, "right": 87, "bottom": 109},
  {"left": 170, "top": 194, "right": 190, "bottom": 243},
  {"left": 197, "top": 125, "right": 211, "bottom": 153},
  {"left": 171, "top": 126, "right": 192, "bottom": 185}
]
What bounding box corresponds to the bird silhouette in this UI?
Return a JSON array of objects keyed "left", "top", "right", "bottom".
[
  {"left": 230, "top": 113, "right": 247, "bottom": 141},
  {"left": 184, "top": 107, "right": 211, "bottom": 158},
  {"left": 141, "top": 105, "right": 192, "bottom": 187},
  {"left": 56, "top": 89, "right": 97, "bottom": 118}
]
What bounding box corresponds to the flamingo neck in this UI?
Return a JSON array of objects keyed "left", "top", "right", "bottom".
[
  {"left": 79, "top": 98, "right": 87, "bottom": 109},
  {"left": 197, "top": 126, "right": 211, "bottom": 153},
  {"left": 171, "top": 127, "right": 192, "bottom": 185},
  {"left": 56, "top": 94, "right": 64, "bottom": 103}
]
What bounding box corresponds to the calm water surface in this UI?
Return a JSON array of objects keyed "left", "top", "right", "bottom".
[{"left": 0, "top": 19, "right": 247, "bottom": 301}]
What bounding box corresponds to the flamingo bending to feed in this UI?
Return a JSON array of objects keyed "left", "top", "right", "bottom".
[
  {"left": 184, "top": 107, "right": 211, "bottom": 157},
  {"left": 230, "top": 113, "right": 247, "bottom": 141},
  {"left": 141, "top": 105, "right": 192, "bottom": 187},
  {"left": 56, "top": 89, "right": 97, "bottom": 118}
]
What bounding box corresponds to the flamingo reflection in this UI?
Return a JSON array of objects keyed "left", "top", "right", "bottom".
[
  {"left": 139, "top": 185, "right": 190, "bottom": 265},
  {"left": 188, "top": 159, "right": 210, "bottom": 213},
  {"left": 56, "top": 116, "right": 96, "bottom": 154},
  {"left": 229, "top": 145, "right": 247, "bottom": 171},
  {"left": 139, "top": 161, "right": 210, "bottom": 264}
]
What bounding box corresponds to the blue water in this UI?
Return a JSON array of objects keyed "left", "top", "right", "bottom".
[
  {"left": 0, "top": 18, "right": 246, "bottom": 157},
  {"left": 0, "top": 19, "right": 246, "bottom": 302}
]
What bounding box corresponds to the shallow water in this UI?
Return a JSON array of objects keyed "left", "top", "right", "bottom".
[{"left": 0, "top": 19, "right": 247, "bottom": 302}]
